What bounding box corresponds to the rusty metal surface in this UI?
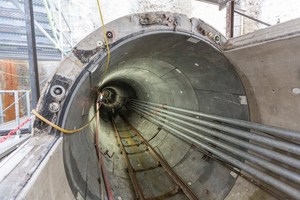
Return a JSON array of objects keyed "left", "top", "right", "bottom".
[{"left": 111, "top": 116, "right": 146, "bottom": 200}]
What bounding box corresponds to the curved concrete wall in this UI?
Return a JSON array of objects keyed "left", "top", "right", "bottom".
[
  {"left": 1, "top": 13, "right": 299, "bottom": 200},
  {"left": 32, "top": 12, "right": 248, "bottom": 199}
]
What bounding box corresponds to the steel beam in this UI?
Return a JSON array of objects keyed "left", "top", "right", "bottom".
[
  {"left": 229, "top": 0, "right": 234, "bottom": 37},
  {"left": 24, "top": 0, "right": 40, "bottom": 109},
  {"left": 10, "top": 0, "right": 66, "bottom": 55},
  {"left": 42, "top": 0, "right": 59, "bottom": 44}
]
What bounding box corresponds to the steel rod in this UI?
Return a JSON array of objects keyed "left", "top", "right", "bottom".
[
  {"left": 130, "top": 101, "right": 300, "bottom": 155},
  {"left": 121, "top": 115, "right": 199, "bottom": 200},
  {"left": 131, "top": 105, "right": 300, "bottom": 185},
  {"left": 111, "top": 117, "right": 145, "bottom": 200},
  {"left": 129, "top": 103, "right": 300, "bottom": 169},
  {"left": 58, "top": 0, "right": 63, "bottom": 58},
  {"left": 24, "top": 0, "right": 40, "bottom": 109},
  {"left": 229, "top": 0, "right": 234, "bottom": 38},
  {"left": 234, "top": 10, "right": 271, "bottom": 26},
  {"left": 130, "top": 99, "right": 300, "bottom": 142},
  {"left": 131, "top": 107, "right": 300, "bottom": 200},
  {"left": 14, "top": 92, "right": 20, "bottom": 137},
  {"left": 43, "top": 0, "right": 59, "bottom": 43}
]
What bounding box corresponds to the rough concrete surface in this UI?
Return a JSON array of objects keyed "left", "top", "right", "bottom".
[
  {"left": 225, "top": 177, "right": 277, "bottom": 200},
  {"left": 225, "top": 30, "right": 300, "bottom": 131},
  {"left": 67, "top": 0, "right": 226, "bottom": 43},
  {"left": 16, "top": 138, "right": 74, "bottom": 200}
]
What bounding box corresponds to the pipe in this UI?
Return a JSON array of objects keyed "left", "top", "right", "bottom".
[
  {"left": 130, "top": 105, "right": 300, "bottom": 185},
  {"left": 130, "top": 107, "right": 300, "bottom": 200},
  {"left": 129, "top": 103, "right": 300, "bottom": 169},
  {"left": 130, "top": 99, "right": 300, "bottom": 142},
  {"left": 234, "top": 10, "right": 271, "bottom": 26},
  {"left": 130, "top": 101, "right": 300, "bottom": 155}
]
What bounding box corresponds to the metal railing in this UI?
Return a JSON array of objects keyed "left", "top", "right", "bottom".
[
  {"left": 128, "top": 99, "right": 300, "bottom": 200},
  {"left": 0, "top": 90, "right": 31, "bottom": 135}
]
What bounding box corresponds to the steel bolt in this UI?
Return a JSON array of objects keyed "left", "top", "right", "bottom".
[
  {"left": 49, "top": 102, "right": 60, "bottom": 113},
  {"left": 106, "top": 31, "right": 113, "bottom": 39}
]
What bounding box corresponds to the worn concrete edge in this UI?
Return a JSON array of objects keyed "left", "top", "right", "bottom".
[
  {"left": 0, "top": 135, "right": 58, "bottom": 199},
  {"left": 0, "top": 135, "right": 31, "bottom": 160},
  {"left": 15, "top": 137, "right": 65, "bottom": 199},
  {"left": 0, "top": 140, "right": 32, "bottom": 183},
  {"left": 224, "top": 17, "right": 300, "bottom": 51},
  {"left": 0, "top": 136, "right": 33, "bottom": 168}
]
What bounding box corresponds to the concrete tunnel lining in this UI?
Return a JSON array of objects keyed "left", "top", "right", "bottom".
[{"left": 34, "top": 13, "right": 249, "bottom": 199}]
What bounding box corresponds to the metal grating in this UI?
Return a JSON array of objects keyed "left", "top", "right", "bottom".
[{"left": 0, "top": 0, "right": 62, "bottom": 61}]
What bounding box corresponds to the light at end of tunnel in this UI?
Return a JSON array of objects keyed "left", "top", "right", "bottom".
[{"left": 292, "top": 87, "right": 300, "bottom": 95}]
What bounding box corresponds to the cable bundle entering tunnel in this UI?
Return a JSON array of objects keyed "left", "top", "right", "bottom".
[{"left": 127, "top": 99, "right": 300, "bottom": 200}]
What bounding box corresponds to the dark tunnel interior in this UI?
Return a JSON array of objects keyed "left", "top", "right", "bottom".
[{"left": 60, "top": 31, "right": 249, "bottom": 199}]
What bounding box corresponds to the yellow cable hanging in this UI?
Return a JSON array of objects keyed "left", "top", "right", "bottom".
[
  {"left": 31, "top": 1, "right": 110, "bottom": 135},
  {"left": 96, "top": 0, "right": 111, "bottom": 83},
  {"left": 32, "top": 109, "right": 98, "bottom": 134}
]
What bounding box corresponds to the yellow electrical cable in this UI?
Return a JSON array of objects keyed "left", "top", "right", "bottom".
[
  {"left": 30, "top": 1, "right": 110, "bottom": 135},
  {"left": 32, "top": 109, "right": 98, "bottom": 134},
  {"left": 96, "top": 0, "right": 111, "bottom": 83}
]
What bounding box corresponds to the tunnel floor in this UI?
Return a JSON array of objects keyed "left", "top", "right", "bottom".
[
  {"left": 110, "top": 113, "right": 197, "bottom": 200},
  {"left": 95, "top": 104, "right": 238, "bottom": 200}
]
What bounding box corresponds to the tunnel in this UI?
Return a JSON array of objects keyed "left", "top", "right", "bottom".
[
  {"left": 4, "top": 12, "right": 299, "bottom": 200},
  {"left": 45, "top": 12, "right": 249, "bottom": 200}
]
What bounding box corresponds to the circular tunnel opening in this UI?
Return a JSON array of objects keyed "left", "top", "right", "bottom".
[
  {"left": 59, "top": 20, "right": 249, "bottom": 200},
  {"left": 98, "top": 81, "right": 137, "bottom": 121}
]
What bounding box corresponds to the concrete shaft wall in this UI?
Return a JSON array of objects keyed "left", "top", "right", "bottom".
[
  {"left": 67, "top": 0, "right": 227, "bottom": 43},
  {"left": 225, "top": 18, "right": 300, "bottom": 130}
]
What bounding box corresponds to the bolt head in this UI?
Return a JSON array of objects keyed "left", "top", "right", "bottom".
[{"left": 49, "top": 102, "right": 60, "bottom": 113}]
